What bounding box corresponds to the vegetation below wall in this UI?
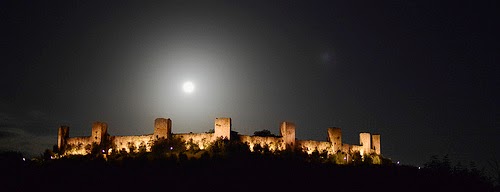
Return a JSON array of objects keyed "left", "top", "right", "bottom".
[{"left": 1, "top": 139, "right": 498, "bottom": 192}]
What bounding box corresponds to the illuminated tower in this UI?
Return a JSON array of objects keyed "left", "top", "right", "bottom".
[
  {"left": 214, "top": 117, "right": 231, "bottom": 140},
  {"left": 57, "top": 126, "right": 69, "bottom": 151},
  {"left": 91, "top": 122, "right": 108, "bottom": 145},
  {"left": 280, "top": 122, "right": 296, "bottom": 148},
  {"left": 372, "top": 134, "right": 381, "bottom": 155},
  {"left": 154, "top": 118, "right": 172, "bottom": 140},
  {"left": 328, "top": 127, "right": 342, "bottom": 153},
  {"left": 359, "top": 132, "right": 371, "bottom": 155}
]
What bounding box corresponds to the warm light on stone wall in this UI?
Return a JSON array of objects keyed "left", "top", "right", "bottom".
[
  {"left": 174, "top": 133, "right": 214, "bottom": 150},
  {"left": 359, "top": 132, "right": 371, "bottom": 155},
  {"left": 214, "top": 118, "right": 231, "bottom": 140},
  {"left": 65, "top": 137, "right": 91, "bottom": 155},
  {"left": 371, "top": 134, "right": 381, "bottom": 155},
  {"left": 113, "top": 135, "right": 154, "bottom": 153},
  {"left": 297, "top": 140, "right": 332, "bottom": 155},
  {"left": 239, "top": 135, "right": 285, "bottom": 152},
  {"left": 57, "top": 117, "right": 381, "bottom": 158},
  {"left": 280, "top": 122, "right": 295, "bottom": 148}
]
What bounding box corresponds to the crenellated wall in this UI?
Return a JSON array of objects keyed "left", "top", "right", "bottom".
[{"left": 57, "top": 117, "right": 381, "bottom": 158}]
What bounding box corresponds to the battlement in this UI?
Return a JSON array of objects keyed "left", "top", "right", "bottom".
[{"left": 57, "top": 117, "right": 381, "bottom": 158}]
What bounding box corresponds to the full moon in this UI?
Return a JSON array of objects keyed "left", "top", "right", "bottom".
[{"left": 182, "top": 81, "right": 195, "bottom": 93}]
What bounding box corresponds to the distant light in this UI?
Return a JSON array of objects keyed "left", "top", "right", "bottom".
[
  {"left": 418, "top": 166, "right": 421, "bottom": 170},
  {"left": 170, "top": 147, "right": 173, "bottom": 150},
  {"left": 22, "top": 158, "right": 25, "bottom": 161},
  {"left": 183, "top": 81, "right": 195, "bottom": 93},
  {"left": 344, "top": 157, "right": 347, "bottom": 160},
  {"left": 397, "top": 161, "right": 400, "bottom": 165}
]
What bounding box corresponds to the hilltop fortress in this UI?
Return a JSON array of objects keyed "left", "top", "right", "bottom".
[{"left": 57, "top": 117, "right": 381, "bottom": 160}]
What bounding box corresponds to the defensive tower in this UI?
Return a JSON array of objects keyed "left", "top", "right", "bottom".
[
  {"left": 372, "top": 134, "right": 381, "bottom": 155},
  {"left": 91, "top": 122, "right": 108, "bottom": 144},
  {"left": 57, "top": 126, "right": 69, "bottom": 151},
  {"left": 154, "top": 118, "right": 172, "bottom": 140},
  {"left": 280, "top": 122, "right": 296, "bottom": 148},
  {"left": 327, "top": 127, "right": 342, "bottom": 152},
  {"left": 359, "top": 132, "right": 371, "bottom": 155},
  {"left": 214, "top": 117, "right": 231, "bottom": 140}
]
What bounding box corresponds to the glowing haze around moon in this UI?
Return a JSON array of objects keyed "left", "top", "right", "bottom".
[{"left": 182, "top": 81, "right": 195, "bottom": 93}]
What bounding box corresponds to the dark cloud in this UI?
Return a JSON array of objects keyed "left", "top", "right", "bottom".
[
  {"left": 0, "top": 127, "right": 55, "bottom": 157},
  {"left": 0, "top": 129, "right": 18, "bottom": 139}
]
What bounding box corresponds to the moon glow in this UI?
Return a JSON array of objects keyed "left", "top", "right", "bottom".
[{"left": 183, "top": 81, "right": 195, "bottom": 93}]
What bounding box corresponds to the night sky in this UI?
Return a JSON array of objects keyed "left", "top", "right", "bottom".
[{"left": 1, "top": 1, "right": 498, "bottom": 168}]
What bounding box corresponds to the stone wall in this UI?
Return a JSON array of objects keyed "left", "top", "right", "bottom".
[
  {"left": 327, "top": 127, "right": 342, "bottom": 153},
  {"left": 112, "top": 135, "right": 154, "bottom": 153},
  {"left": 58, "top": 117, "right": 381, "bottom": 158},
  {"left": 280, "top": 122, "right": 296, "bottom": 147},
  {"left": 239, "top": 135, "right": 285, "bottom": 152},
  {"left": 91, "top": 122, "right": 107, "bottom": 145},
  {"left": 214, "top": 117, "right": 231, "bottom": 140},
  {"left": 359, "top": 132, "right": 371, "bottom": 155},
  {"left": 65, "top": 136, "right": 91, "bottom": 155},
  {"left": 154, "top": 118, "right": 171, "bottom": 140},
  {"left": 372, "top": 134, "right": 380, "bottom": 155},
  {"left": 350, "top": 144, "right": 363, "bottom": 153},
  {"left": 296, "top": 140, "right": 332, "bottom": 155},
  {"left": 57, "top": 126, "right": 69, "bottom": 151},
  {"left": 173, "top": 133, "right": 214, "bottom": 150}
]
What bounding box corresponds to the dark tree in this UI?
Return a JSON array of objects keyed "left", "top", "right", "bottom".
[
  {"left": 253, "top": 129, "right": 276, "bottom": 137},
  {"left": 151, "top": 137, "right": 186, "bottom": 158},
  {"left": 351, "top": 152, "right": 362, "bottom": 165},
  {"left": 42, "top": 149, "right": 54, "bottom": 161}
]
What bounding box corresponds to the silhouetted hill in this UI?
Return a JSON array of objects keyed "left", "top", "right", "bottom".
[{"left": 1, "top": 152, "right": 496, "bottom": 192}]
